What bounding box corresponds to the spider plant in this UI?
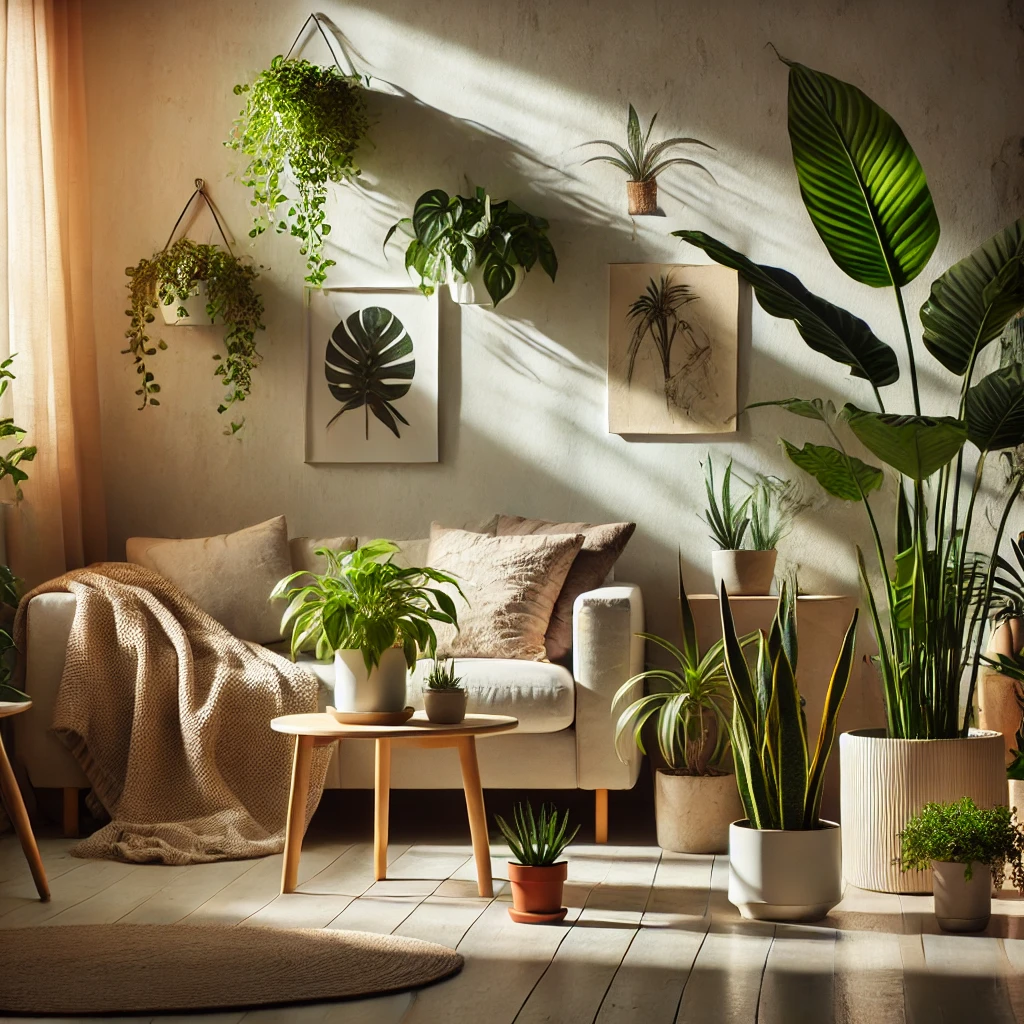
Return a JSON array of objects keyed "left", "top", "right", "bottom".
[
  {"left": 494, "top": 801, "right": 579, "bottom": 867},
  {"left": 702, "top": 455, "right": 750, "bottom": 551}
]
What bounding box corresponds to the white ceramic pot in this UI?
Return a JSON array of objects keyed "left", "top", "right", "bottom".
[
  {"left": 840, "top": 728, "right": 1006, "bottom": 893},
  {"left": 655, "top": 770, "right": 743, "bottom": 854},
  {"left": 931, "top": 860, "right": 992, "bottom": 932},
  {"left": 711, "top": 549, "right": 777, "bottom": 597},
  {"left": 447, "top": 263, "right": 524, "bottom": 306},
  {"left": 159, "top": 281, "right": 210, "bottom": 325},
  {"left": 333, "top": 647, "right": 409, "bottom": 713},
  {"left": 727, "top": 819, "right": 842, "bottom": 922},
  {"left": 422, "top": 688, "right": 468, "bottom": 725}
]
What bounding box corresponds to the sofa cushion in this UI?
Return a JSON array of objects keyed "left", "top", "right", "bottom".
[{"left": 289, "top": 536, "right": 358, "bottom": 574}]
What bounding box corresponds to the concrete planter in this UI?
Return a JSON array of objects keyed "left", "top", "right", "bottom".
[
  {"left": 711, "top": 550, "right": 777, "bottom": 597},
  {"left": 839, "top": 728, "right": 1006, "bottom": 893},
  {"left": 422, "top": 687, "right": 467, "bottom": 725},
  {"left": 655, "top": 770, "right": 742, "bottom": 854},
  {"left": 333, "top": 647, "right": 408, "bottom": 713},
  {"left": 931, "top": 860, "right": 992, "bottom": 932},
  {"left": 727, "top": 819, "right": 842, "bottom": 922}
]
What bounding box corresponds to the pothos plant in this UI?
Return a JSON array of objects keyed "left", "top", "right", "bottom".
[
  {"left": 227, "top": 54, "right": 370, "bottom": 287},
  {"left": 384, "top": 187, "right": 558, "bottom": 307},
  {"left": 123, "top": 238, "right": 265, "bottom": 429}
]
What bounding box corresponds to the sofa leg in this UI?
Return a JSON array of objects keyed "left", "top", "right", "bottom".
[
  {"left": 63, "top": 787, "right": 79, "bottom": 838},
  {"left": 595, "top": 789, "right": 608, "bottom": 844}
]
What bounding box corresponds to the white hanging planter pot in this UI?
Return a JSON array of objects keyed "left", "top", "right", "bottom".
[
  {"left": 159, "top": 280, "right": 210, "bottom": 326},
  {"left": 447, "top": 263, "right": 524, "bottom": 306},
  {"left": 711, "top": 549, "right": 777, "bottom": 596},
  {"left": 333, "top": 647, "right": 409, "bottom": 713},
  {"left": 931, "top": 860, "right": 992, "bottom": 932},
  {"left": 654, "top": 769, "right": 743, "bottom": 854}
]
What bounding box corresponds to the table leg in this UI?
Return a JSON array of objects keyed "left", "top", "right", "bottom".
[
  {"left": 457, "top": 735, "right": 493, "bottom": 898},
  {"left": 0, "top": 734, "right": 49, "bottom": 901},
  {"left": 281, "top": 734, "right": 314, "bottom": 895},
  {"left": 374, "top": 737, "right": 391, "bottom": 881}
]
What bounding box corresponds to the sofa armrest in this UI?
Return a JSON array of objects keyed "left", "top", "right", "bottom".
[
  {"left": 572, "top": 583, "right": 644, "bottom": 791},
  {"left": 14, "top": 593, "right": 89, "bottom": 789}
]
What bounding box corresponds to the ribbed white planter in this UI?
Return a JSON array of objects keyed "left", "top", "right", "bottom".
[
  {"left": 654, "top": 770, "right": 743, "bottom": 854},
  {"left": 333, "top": 648, "right": 409, "bottom": 713},
  {"left": 839, "top": 728, "right": 1006, "bottom": 893},
  {"left": 711, "top": 549, "right": 777, "bottom": 596}
]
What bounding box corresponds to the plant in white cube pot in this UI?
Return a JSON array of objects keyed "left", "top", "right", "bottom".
[
  {"left": 272, "top": 540, "right": 464, "bottom": 714},
  {"left": 422, "top": 657, "right": 468, "bottom": 725},
  {"left": 675, "top": 55, "right": 1024, "bottom": 893},
  {"left": 721, "top": 582, "right": 858, "bottom": 922}
]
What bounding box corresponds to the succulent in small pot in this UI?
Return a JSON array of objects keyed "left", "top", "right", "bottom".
[
  {"left": 583, "top": 104, "right": 714, "bottom": 216},
  {"left": 422, "top": 657, "right": 467, "bottom": 725},
  {"left": 496, "top": 801, "right": 579, "bottom": 923},
  {"left": 900, "top": 797, "right": 1024, "bottom": 932}
]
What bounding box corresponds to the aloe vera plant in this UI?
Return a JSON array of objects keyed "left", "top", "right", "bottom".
[
  {"left": 494, "top": 802, "right": 579, "bottom": 867},
  {"left": 720, "top": 582, "right": 858, "bottom": 830}
]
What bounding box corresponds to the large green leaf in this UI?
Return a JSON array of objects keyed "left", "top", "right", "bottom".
[
  {"left": 964, "top": 362, "right": 1024, "bottom": 451},
  {"left": 411, "top": 189, "right": 454, "bottom": 247},
  {"left": 782, "top": 440, "right": 884, "bottom": 501},
  {"left": 675, "top": 230, "right": 899, "bottom": 387},
  {"left": 920, "top": 218, "right": 1024, "bottom": 375},
  {"left": 785, "top": 59, "right": 940, "bottom": 288},
  {"left": 325, "top": 306, "right": 415, "bottom": 439},
  {"left": 842, "top": 404, "right": 967, "bottom": 480}
]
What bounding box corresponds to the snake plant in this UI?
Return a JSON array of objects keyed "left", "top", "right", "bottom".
[
  {"left": 720, "top": 581, "right": 858, "bottom": 830},
  {"left": 494, "top": 801, "right": 579, "bottom": 867},
  {"left": 702, "top": 455, "right": 750, "bottom": 550}
]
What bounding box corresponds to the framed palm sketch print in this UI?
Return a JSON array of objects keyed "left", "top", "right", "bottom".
[
  {"left": 608, "top": 263, "right": 739, "bottom": 435},
  {"left": 305, "top": 287, "right": 439, "bottom": 463}
]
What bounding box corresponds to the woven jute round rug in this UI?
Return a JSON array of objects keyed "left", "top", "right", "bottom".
[{"left": 0, "top": 924, "right": 463, "bottom": 1015}]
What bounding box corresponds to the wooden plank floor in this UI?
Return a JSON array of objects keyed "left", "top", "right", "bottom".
[{"left": 2, "top": 830, "right": 1024, "bottom": 1022}]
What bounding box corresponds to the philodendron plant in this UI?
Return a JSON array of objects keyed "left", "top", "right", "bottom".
[{"left": 676, "top": 55, "right": 1024, "bottom": 741}]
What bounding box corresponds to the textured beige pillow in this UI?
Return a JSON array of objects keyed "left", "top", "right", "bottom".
[
  {"left": 289, "top": 536, "right": 358, "bottom": 574},
  {"left": 427, "top": 524, "right": 584, "bottom": 661},
  {"left": 132, "top": 516, "right": 293, "bottom": 644},
  {"left": 496, "top": 515, "right": 637, "bottom": 661}
]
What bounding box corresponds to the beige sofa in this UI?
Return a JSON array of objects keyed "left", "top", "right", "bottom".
[{"left": 15, "top": 533, "right": 645, "bottom": 839}]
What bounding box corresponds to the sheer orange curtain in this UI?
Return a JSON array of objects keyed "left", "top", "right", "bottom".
[{"left": 0, "top": 0, "right": 106, "bottom": 587}]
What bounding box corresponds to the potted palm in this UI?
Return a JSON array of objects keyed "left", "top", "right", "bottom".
[
  {"left": 583, "top": 104, "right": 714, "bottom": 216},
  {"left": 495, "top": 801, "right": 579, "bottom": 924},
  {"left": 721, "top": 581, "right": 858, "bottom": 922},
  {"left": 675, "top": 54, "right": 1022, "bottom": 893},
  {"left": 422, "top": 658, "right": 467, "bottom": 725},
  {"left": 384, "top": 187, "right": 557, "bottom": 307},
  {"left": 272, "top": 540, "right": 464, "bottom": 715},
  {"left": 613, "top": 557, "right": 748, "bottom": 853},
  {"left": 900, "top": 798, "right": 1024, "bottom": 932}
]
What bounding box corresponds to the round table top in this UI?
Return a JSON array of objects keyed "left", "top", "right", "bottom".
[
  {"left": 0, "top": 700, "right": 31, "bottom": 720},
  {"left": 271, "top": 711, "right": 518, "bottom": 740}
]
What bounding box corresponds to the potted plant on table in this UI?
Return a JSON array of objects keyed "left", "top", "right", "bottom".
[
  {"left": 422, "top": 658, "right": 467, "bottom": 725},
  {"left": 721, "top": 581, "right": 858, "bottom": 922},
  {"left": 582, "top": 103, "right": 714, "bottom": 216},
  {"left": 900, "top": 798, "right": 1024, "bottom": 932},
  {"left": 495, "top": 801, "right": 579, "bottom": 924},
  {"left": 703, "top": 455, "right": 762, "bottom": 595},
  {"left": 675, "top": 54, "right": 1024, "bottom": 893},
  {"left": 272, "top": 540, "right": 464, "bottom": 715},
  {"left": 384, "top": 187, "right": 557, "bottom": 307},
  {"left": 613, "top": 557, "right": 748, "bottom": 854}
]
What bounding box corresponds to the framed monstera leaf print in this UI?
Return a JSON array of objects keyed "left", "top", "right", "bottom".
[{"left": 305, "top": 287, "right": 439, "bottom": 463}]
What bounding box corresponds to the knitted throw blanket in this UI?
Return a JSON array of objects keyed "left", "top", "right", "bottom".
[{"left": 15, "top": 563, "right": 330, "bottom": 865}]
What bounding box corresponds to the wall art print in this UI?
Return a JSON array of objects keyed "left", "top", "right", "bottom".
[
  {"left": 305, "top": 287, "right": 438, "bottom": 463},
  {"left": 607, "top": 263, "right": 739, "bottom": 435}
]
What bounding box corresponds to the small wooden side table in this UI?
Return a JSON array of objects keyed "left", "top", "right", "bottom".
[
  {"left": 0, "top": 701, "right": 49, "bottom": 901},
  {"left": 270, "top": 711, "right": 517, "bottom": 898}
]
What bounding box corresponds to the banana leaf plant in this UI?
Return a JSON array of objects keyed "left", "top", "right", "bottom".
[
  {"left": 675, "top": 55, "right": 1024, "bottom": 740},
  {"left": 721, "top": 582, "right": 859, "bottom": 830}
]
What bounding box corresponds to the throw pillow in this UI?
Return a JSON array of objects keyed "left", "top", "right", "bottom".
[
  {"left": 426, "top": 524, "right": 584, "bottom": 661},
  {"left": 129, "top": 516, "right": 293, "bottom": 644},
  {"left": 496, "top": 515, "right": 637, "bottom": 661},
  {"left": 289, "top": 536, "right": 358, "bottom": 575}
]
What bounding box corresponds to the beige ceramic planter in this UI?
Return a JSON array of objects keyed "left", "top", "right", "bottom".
[
  {"left": 333, "top": 647, "right": 408, "bottom": 713},
  {"left": 711, "top": 550, "right": 777, "bottom": 596},
  {"left": 159, "top": 281, "right": 209, "bottom": 325},
  {"left": 840, "top": 728, "right": 1006, "bottom": 893},
  {"left": 655, "top": 770, "right": 743, "bottom": 854},
  {"left": 422, "top": 688, "right": 467, "bottom": 725},
  {"left": 931, "top": 861, "right": 992, "bottom": 932}
]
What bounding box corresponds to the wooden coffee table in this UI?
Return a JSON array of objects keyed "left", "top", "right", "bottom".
[{"left": 270, "top": 711, "right": 517, "bottom": 898}]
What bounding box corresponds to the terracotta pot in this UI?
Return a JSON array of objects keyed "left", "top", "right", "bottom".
[
  {"left": 422, "top": 687, "right": 467, "bottom": 725},
  {"left": 711, "top": 549, "right": 777, "bottom": 596},
  {"left": 507, "top": 861, "right": 567, "bottom": 917},
  {"left": 727, "top": 819, "right": 842, "bottom": 922},
  {"left": 626, "top": 178, "right": 657, "bottom": 215},
  {"left": 839, "top": 728, "right": 1006, "bottom": 893},
  {"left": 333, "top": 648, "right": 408, "bottom": 713},
  {"left": 977, "top": 670, "right": 1022, "bottom": 765},
  {"left": 655, "top": 769, "right": 743, "bottom": 854},
  {"left": 931, "top": 860, "right": 992, "bottom": 932}
]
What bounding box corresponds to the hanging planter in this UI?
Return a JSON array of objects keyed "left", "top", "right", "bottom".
[
  {"left": 226, "top": 14, "right": 370, "bottom": 288},
  {"left": 122, "top": 180, "right": 265, "bottom": 429}
]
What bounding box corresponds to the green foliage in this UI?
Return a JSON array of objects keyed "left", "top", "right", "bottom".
[
  {"left": 424, "top": 657, "right": 463, "bottom": 691},
  {"left": 123, "top": 239, "right": 265, "bottom": 427},
  {"left": 494, "top": 801, "right": 579, "bottom": 867},
  {"left": 0, "top": 357, "right": 35, "bottom": 500},
  {"left": 899, "top": 797, "right": 1024, "bottom": 888},
  {"left": 270, "top": 539, "right": 465, "bottom": 673},
  {"left": 748, "top": 473, "right": 810, "bottom": 551},
  {"left": 384, "top": 186, "right": 557, "bottom": 307},
  {"left": 227, "top": 55, "right": 370, "bottom": 287},
  {"left": 702, "top": 455, "right": 750, "bottom": 550},
  {"left": 721, "top": 581, "right": 858, "bottom": 830},
  {"left": 674, "top": 55, "right": 1024, "bottom": 739},
  {"left": 583, "top": 103, "right": 714, "bottom": 184}
]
